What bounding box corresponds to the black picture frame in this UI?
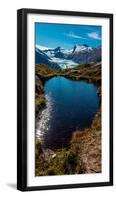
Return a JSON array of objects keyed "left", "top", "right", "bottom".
[{"left": 17, "top": 8, "right": 113, "bottom": 191}]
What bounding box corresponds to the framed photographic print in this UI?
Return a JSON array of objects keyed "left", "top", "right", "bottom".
[{"left": 17, "top": 8, "right": 113, "bottom": 191}]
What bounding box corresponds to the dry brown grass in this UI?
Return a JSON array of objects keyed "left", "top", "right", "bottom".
[{"left": 71, "top": 111, "right": 101, "bottom": 173}]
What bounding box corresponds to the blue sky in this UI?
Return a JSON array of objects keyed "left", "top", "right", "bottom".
[{"left": 35, "top": 23, "right": 101, "bottom": 49}]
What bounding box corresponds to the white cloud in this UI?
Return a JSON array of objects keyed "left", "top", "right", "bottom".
[
  {"left": 88, "top": 32, "right": 101, "bottom": 40},
  {"left": 65, "top": 32, "right": 86, "bottom": 39}
]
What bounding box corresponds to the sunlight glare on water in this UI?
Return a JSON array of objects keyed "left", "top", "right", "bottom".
[{"left": 36, "top": 93, "right": 53, "bottom": 140}]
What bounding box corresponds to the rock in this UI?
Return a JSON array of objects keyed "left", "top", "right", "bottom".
[
  {"left": 43, "top": 149, "right": 55, "bottom": 162},
  {"left": 52, "top": 154, "right": 56, "bottom": 159}
]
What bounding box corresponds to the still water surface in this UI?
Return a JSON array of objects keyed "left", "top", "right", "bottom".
[{"left": 36, "top": 77, "right": 100, "bottom": 149}]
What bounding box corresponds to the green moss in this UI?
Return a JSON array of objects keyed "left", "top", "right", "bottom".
[
  {"left": 35, "top": 94, "right": 46, "bottom": 107},
  {"left": 35, "top": 94, "right": 46, "bottom": 114}
]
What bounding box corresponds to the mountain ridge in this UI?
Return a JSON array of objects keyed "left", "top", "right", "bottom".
[{"left": 35, "top": 44, "right": 101, "bottom": 70}]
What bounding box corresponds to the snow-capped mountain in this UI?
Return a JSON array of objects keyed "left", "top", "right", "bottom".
[
  {"left": 42, "top": 44, "right": 101, "bottom": 63},
  {"left": 36, "top": 44, "right": 101, "bottom": 70},
  {"left": 68, "top": 45, "right": 101, "bottom": 64},
  {"left": 43, "top": 46, "right": 73, "bottom": 59},
  {"left": 71, "top": 44, "right": 92, "bottom": 54}
]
